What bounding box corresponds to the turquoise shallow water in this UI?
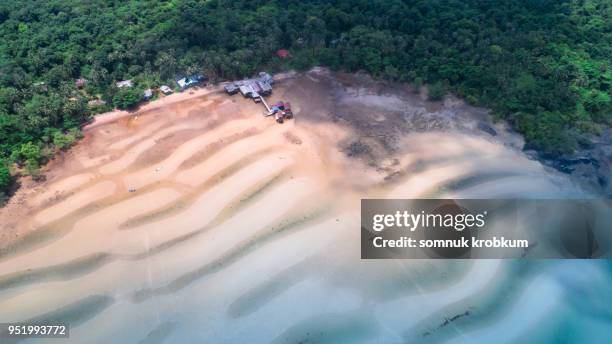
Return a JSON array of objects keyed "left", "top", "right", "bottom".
[
  {"left": 416, "top": 261, "right": 612, "bottom": 343},
  {"left": 41, "top": 260, "right": 609, "bottom": 343}
]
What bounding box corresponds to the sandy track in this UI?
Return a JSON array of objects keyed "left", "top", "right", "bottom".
[{"left": 83, "top": 86, "right": 224, "bottom": 131}]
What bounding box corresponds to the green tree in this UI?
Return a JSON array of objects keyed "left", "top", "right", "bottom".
[
  {"left": 14, "top": 142, "right": 42, "bottom": 165},
  {"left": 11, "top": 142, "right": 42, "bottom": 177},
  {"left": 0, "top": 158, "right": 11, "bottom": 191},
  {"left": 304, "top": 16, "right": 326, "bottom": 57},
  {"left": 52, "top": 130, "right": 77, "bottom": 150},
  {"left": 113, "top": 88, "right": 142, "bottom": 110},
  {"left": 413, "top": 77, "right": 423, "bottom": 93},
  {"left": 427, "top": 82, "right": 446, "bottom": 101}
]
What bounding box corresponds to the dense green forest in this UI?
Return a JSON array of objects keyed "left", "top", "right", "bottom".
[{"left": 0, "top": 0, "right": 610, "bottom": 198}]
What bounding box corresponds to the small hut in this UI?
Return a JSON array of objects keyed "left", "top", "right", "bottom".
[
  {"left": 75, "top": 78, "right": 87, "bottom": 88},
  {"left": 87, "top": 99, "right": 107, "bottom": 107},
  {"left": 143, "top": 89, "right": 153, "bottom": 100},
  {"left": 116, "top": 80, "right": 133, "bottom": 88},
  {"left": 160, "top": 85, "right": 173, "bottom": 95},
  {"left": 276, "top": 49, "right": 290, "bottom": 59}
]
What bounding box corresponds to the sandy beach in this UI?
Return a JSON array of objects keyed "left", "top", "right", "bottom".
[{"left": 0, "top": 69, "right": 593, "bottom": 342}]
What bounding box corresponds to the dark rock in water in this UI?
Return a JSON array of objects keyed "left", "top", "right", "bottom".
[
  {"left": 598, "top": 175, "right": 607, "bottom": 187},
  {"left": 477, "top": 122, "right": 497, "bottom": 136},
  {"left": 535, "top": 128, "right": 612, "bottom": 197},
  {"left": 578, "top": 136, "right": 596, "bottom": 149},
  {"left": 524, "top": 149, "right": 539, "bottom": 160},
  {"left": 546, "top": 155, "right": 600, "bottom": 174}
]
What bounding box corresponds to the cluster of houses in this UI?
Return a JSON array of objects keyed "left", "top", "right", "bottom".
[
  {"left": 77, "top": 71, "right": 279, "bottom": 109},
  {"left": 77, "top": 74, "right": 208, "bottom": 106},
  {"left": 224, "top": 72, "right": 274, "bottom": 103},
  {"left": 142, "top": 74, "right": 207, "bottom": 100},
  {"left": 222, "top": 72, "right": 293, "bottom": 125}
]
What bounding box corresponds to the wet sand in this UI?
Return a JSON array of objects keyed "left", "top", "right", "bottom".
[{"left": 0, "top": 69, "right": 602, "bottom": 343}]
